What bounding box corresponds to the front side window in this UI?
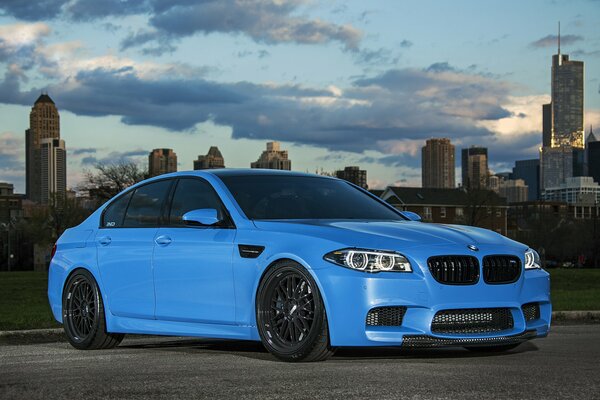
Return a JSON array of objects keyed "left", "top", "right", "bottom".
[
  {"left": 102, "top": 191, "right": 133, "bottom": 228},
  {"left": 219, "top": 175, "right": 404, "bottom": 221},
  {"left": 123, "top": 180, "right": 172, "bottom": 227},
  {"left": 169, "top": 178, "right": 224, "bottom": 226}
]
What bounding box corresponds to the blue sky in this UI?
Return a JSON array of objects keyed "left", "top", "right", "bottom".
[{"left": 1, "top": 0, "right": 599, "bottom": 193}]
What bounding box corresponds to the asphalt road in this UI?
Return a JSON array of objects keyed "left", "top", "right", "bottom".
[{"left": 1, "top": 325, "right": 599, "bottom": 400}]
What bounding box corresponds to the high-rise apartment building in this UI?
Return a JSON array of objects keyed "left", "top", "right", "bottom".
[
  {"left": 540, "top": 28, "right": 585, "bottom": 190},
  {"left": 251, "top": 142, "right": 291, "bottom": 170},
  {"left": 25, "top": 94, "right": 66, "bottom": 204},
  {"left": 422, "top": 138, "right": 455, "bottom": 189},
  {"left": 148, "top": 148, "right": 177, "bottom": 177},
  {"left": 461, "top": 146, "right": 488, "bottom": 189},
  {"left": 193, "top": 146, "right": 225, "bottom": 170},
  {"left": 39, "top": 138, "right": 67, "bottom": 204},
  {"left": 335, "top": 166, "right": 368, "bottom": 189}
]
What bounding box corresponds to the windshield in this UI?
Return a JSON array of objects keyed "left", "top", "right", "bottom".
[{"left": 219, "top": 175, "right": 404, "bottom": 221}]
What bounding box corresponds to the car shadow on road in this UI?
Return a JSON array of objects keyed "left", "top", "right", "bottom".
[{"left": 119, "top": 337, "right": 539, "bottom": 362}]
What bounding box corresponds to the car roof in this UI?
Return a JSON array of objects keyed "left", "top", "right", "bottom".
[{"left": 176, "top": 168, "right": 332, "bottom": 179}]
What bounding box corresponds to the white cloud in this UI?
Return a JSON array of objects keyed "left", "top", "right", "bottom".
[
  {"left": 477, "top": 95, "right": 550, "bottom": 136},
  {"left": 0, "top": 22, "right": 50, "bottom": 48}
]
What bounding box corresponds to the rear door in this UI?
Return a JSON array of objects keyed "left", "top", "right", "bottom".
[
  {"left": 153, "top": 177, "right": 237, "bottom": 324},
  {"left": 96, "top": 179, "right": 173, "bottom": 319}
]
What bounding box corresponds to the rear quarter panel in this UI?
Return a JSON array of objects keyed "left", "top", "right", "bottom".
[{"left": 48, "top": 225, "right": 101, "bottom": 323}]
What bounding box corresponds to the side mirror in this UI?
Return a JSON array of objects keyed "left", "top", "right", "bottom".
[
  {"left": 182, "top": 208, "right": 221, "bottom": 226},
  {"left": 402, "top": 211, "right": 422, "bottom": 222}
]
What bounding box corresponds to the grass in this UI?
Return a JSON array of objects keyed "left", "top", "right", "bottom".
[
  {"left": 0, "top": 272, "right": 60, "bottom": 331},
  {"left": 0, "top": 269, "right": 599, "bottom": 331},
  {"left": 548, "top": 269, "right": 600, "bottom": 311}
]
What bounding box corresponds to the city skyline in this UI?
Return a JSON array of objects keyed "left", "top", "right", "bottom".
[{"left": 1, "top": 1, "right": 600, "bottom": 192}]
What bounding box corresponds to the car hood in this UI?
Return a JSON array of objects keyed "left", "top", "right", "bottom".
[{"left": 252, "top": 219, "right": 522, "bottom": 250}]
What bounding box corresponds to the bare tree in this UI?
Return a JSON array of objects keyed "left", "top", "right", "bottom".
[
  {"left": 79, "top": 161, "right": 147, "bottom": 205},
  {"left": 19, "top": 194, "right": 91, "bottom": 246},
  {"left": 462, "top": 187, "right": 503, "bottom": 227}
]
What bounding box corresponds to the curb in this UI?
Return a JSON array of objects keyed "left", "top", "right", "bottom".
[
  {"left": 1, "top": 311, "right": 599, "bottom": 345},
  {"left": 552, "top": 310, "right": 600, "bottom": 324},
  {"left": 0, "top": 328, "right": 65, "bottom": 345}
]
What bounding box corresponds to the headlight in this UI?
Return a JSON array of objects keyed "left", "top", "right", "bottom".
[
  {"left": 324, "top": 248, "right": 412, "bottom": 273},
  {"left": 524, "top": 248, "right": 541, "bottom": 269}
]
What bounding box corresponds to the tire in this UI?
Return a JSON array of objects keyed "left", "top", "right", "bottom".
[
  {"left": 62, "top": 269, "right": 124, "bottom": 350},
  {"left": 464, "top": 343, "right": 521, "bottom": 352},
  {"left": 256, "top": 261, "right": 334, "bottom": 362}
]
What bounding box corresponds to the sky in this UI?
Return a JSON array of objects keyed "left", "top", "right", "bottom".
[{"left": 1, "top": 0, "right": 599, "bottom": 193}]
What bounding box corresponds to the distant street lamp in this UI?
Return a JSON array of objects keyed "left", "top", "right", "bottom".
[{"left": 1, "top": 220, "right": 15, "bottom": 272}]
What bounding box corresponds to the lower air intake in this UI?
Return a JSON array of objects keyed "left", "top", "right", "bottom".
[
  {"left": 431, "top": 308, "right": 514, "bottom": 334},
  {"left": 366, "top": 306, "right": 407, "bottom": 326},
  {"left": 522, "top": 303, "right": 541, "bottom": 321}
]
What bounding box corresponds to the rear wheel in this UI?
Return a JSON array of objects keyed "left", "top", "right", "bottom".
[
  {"left": 256, "top": 261, "right": 334, "bottom": 362},
  {"left": 464, "top": 343, "right": 521, "bottom": 352},
  {"left": 63, "top": 269, "right": 124, "bottom": 350}
]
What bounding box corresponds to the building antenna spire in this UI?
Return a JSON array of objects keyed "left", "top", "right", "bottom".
[{"left": 558, "top": 21, "right": 561, "bottom": 54}]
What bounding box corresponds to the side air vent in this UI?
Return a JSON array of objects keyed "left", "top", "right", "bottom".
[
  {"left": 366, "top": 306, "right": 407, "bottom": 326},
  {"left": 238, "top": 244, "right": 265, "bottom": 259}
]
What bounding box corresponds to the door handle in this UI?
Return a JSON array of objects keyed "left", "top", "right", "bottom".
[
  {"left": 98, "top": 236, "right": 112, "bottom": 246},
  {"left": 155, "top": 235, "right": 172, "bottom": 246}
]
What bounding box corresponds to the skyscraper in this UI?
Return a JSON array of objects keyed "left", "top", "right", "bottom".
[
  {"left": 194, "top": 146, "right": 225, "bottom": 169},
  {"left": 148, "top": 148, "right": 177, "bottom": 177},
  {"left": 541, "top": 145, "right": 573, "bottom": 189},
  {"left": 25, "top": 93, "right": 65, "bottom": 204},
  {"left": 335, "top": 166, "right": 368, "bottom": 189},
  {"left": 512, "top": 159, "right": 540, "bottom": 201},
  {"left": 422, "top": 138, "right": 455, "bottom": 189},
  {"left": 251, "top": 142, "right": 291, "bottom": 170},
  {"left": 542, "top": 103, "right": 552, "bottom": 148},
  {"left": 587, "top": 126, "right": 600, "bottom": 184},
  {"left": 39, "top": 138, "right": 67, "bottom": 204},
  {"left": 461, "top": 146, "right": 488, "bottom": 189},
  {"left": 551, "top": 41, "right": 584, "bottom": 148},
  {"left": 540, "top": 25, "right": 585, "bottom": 190}
]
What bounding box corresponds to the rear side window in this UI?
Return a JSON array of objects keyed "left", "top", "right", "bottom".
[
  {"left": 169, "top": 178, "right": 223, "bottom": 226},
  {"left": 123, "top": 180, "right": 172, "bottom": 228},
  {"left": 102, "top": 191, "right": 133, "bottom": 228}
]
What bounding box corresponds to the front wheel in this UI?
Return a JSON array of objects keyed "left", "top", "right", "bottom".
[
  {"left": 256, "top": 261, "right": 334, "bottom": 362},
  {"left": 62, "top": 269, "right": 124, "bottom": 350}
]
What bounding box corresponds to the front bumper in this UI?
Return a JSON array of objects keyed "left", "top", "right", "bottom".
[{"left": 314, "top": 248, "right": 551, "bottom": 347}]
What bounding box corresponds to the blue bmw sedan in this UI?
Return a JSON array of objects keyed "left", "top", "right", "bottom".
[{"left": 48, "top": 169, "right": 551, "bottom": 361}]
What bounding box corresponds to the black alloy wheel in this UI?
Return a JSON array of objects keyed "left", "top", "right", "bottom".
[
  {"left": 256, "top": 261, "right": 334, "bottom": 362},
  {"left": 63, "top": 269, "right": 124, "bottom": 350}
]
